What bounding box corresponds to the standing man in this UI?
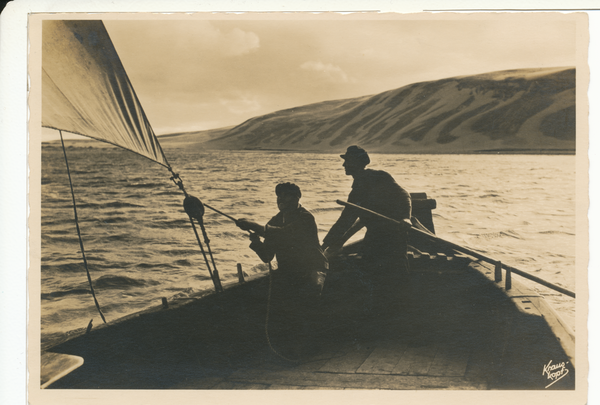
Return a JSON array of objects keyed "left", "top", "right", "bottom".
[{"left": 322, "top": 146, "right": 412, "bottom": 314}]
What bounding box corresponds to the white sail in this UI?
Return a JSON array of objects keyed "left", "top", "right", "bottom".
[{"left": 42, "top": 20, "right": 169, "bottom": 167}]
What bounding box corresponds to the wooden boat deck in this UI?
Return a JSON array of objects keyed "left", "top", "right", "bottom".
[
  {"left": 43, "top": 251, "right": 574, "bottom": 390},
  {"left": 188, "top": 337, "right": 483, "bottom": 390}
]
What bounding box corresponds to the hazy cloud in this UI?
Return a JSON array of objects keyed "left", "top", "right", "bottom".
[
  {"left": 300, "top": 60, "right": 354, "bottom": 83},
  {"left": 173, "top": 22, "right": 260, "bottom": 58},
  {"left": 219, "top": 27, "right": 260, "bottom": 57},
  {"left": 219, "top": 93, "right": 262, "bottom": 115},
  {"left": 105, "top": 20, "right": 259, "bottom": 63}
]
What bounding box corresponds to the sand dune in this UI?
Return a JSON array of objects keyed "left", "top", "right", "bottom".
[{"left": 160, "top": 67, "right": 575, "bottom": 154}]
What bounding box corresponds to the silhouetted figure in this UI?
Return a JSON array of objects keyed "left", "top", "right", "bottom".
[
  {"left": 236, "top": 182, "right": 327, "bottom": 359},
  {"left": 322, "top": 146, "right": 412, "bottom": 317}
]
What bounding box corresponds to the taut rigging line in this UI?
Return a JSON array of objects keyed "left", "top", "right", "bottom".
[{"left": 59, "top": 130, "right": 107, "bottom": 323}]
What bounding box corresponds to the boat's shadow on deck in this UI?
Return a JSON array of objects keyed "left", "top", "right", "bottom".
[{"left": 48, "top": 256, "right": 574, "bottom": 390}]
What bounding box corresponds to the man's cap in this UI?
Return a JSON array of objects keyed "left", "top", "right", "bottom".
[
  {"left": 340, "top": 145, "right": 370, "bottom": 166},
  {"left": 275, "top": 182, "right": 302, "bottom": 199}
]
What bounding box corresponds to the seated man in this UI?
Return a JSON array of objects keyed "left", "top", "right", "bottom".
[
  {"left": 236, "top": 182, "right": 327, "bottom": 359},
  {"left": 322, "top": 146, "right": 412, "bottom": 315}
]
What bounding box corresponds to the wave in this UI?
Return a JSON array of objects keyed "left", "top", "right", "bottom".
[
  {"left": 104, "top": 233, "right": 137, "bottom": 242},
  {"left": 136, "top": 262, "right": 179, "bottom": 270},
  {"left": 94, "top": 216, "right": 133, "bottom": 224},
  {"left": 42, "top": 223, "right": 76, "bottom": 232},
  {"left": 200, "top": 186, "right": 236, "bottom": 191},
  {"left": 191, "top": 274, "right": 213, "bottom": 282},
  {"left": 472, "top": 230, "right": 521, "bottom": 240},
  {"left": 56, "top": 201, "right": 146, "bottom": 210},
  {"left": 229, "top": 199, "right": 265, "bottom": 207},
  {"left": 118, "top": 176, "right": 156, "bottom": 183},
  {"left": 42, "top": 259, "right": 142, "bottom": 273},
  {"left": 204, "top": 230, "right": 243, "bottom": 239},
  {"left": 155, "top": 190, "right": 181, "bottom": 196},
  {"left": 538, "top": 230, "right": 575, "bottom": 236},
  {"left": 102, "top": 201, "right": 146, "bottom": 208},
  {"left": 147, "top": 219, "right": 189, "bottom": 229},
  {"left": 93, "top": 275, "right": 160, "bottom": 289},
  {"left": 42, "top": 263, "right": 83, "bottom": 273},
  {"left": 121, "top": 182, "right": 166, "bottom": 189},
  {"left": 160, "top": 248, "right": 206, "bottom": 257},
  {"left": 41, "top": 288, "right": 91, "bottom": 300}
]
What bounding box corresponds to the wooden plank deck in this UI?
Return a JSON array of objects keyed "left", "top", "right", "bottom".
[
  {"left": 167, "top": 334, "right": 486, "bottom": 390},
  {"left": 356, "top": 340, "right": 408, "bottom": 374}
]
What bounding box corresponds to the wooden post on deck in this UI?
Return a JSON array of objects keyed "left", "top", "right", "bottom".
[
  {"left": 214, "top": 269, "right": 223, "bottom": 291},
  {"left": 237, "top": 263, "right": 245, "bottom": 283},
  {"left": 505, "top": 267, "right": 512, "bottom": 290},
  {"left": 495, "top": 261, "right": 502, "bottom": 282}
]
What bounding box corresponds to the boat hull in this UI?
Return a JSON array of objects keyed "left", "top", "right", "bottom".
[{"left": 43, "top": 249, "right": 574, "bottom": 390}]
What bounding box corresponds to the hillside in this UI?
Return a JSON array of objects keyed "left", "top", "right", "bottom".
[
  {"left": 158, "top": 127, "right": 233, "bottom": 149},
  {"left": 160, "top": 67, "right": 576, "bottom": 154}
]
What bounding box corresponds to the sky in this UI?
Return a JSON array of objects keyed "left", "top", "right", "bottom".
[{"left": 44, "top": 14, "right": 577, "bottom": 138}]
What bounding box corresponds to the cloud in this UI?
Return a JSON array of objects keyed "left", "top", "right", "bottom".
[
  {"left": 106, "top": 20, "right": 259, "bottom": 63},
  {"left": 219, "top": 93, "right": 262, "bottom": 115},
  {"left": 300, "top": 60, "right": 354, "bottom": 83},
  {"left": 220, "top": 28, "right": 260, "bottom": 57},
  {"left": 177, "top": 22, "right": 260, "bottom": 57}
]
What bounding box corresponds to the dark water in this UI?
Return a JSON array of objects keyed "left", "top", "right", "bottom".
[{"left": 40, "top": 145, "right": 577, "bottom": 343}]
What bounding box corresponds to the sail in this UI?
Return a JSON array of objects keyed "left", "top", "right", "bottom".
[{"left": 42, "top": 20, "right": 169, "bottom": 167}]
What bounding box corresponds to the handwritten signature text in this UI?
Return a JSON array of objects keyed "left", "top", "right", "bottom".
[{"left": 543, "top": 360, "right": 569, "bottom": 388}]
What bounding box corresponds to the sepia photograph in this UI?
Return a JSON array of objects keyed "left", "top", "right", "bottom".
[{"left": 19, "top": 6, "right": 590, "bottom": 404}]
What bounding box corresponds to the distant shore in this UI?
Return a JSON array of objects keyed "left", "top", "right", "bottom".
[{"left": 42, "top": 141, "right": 575, "bottom": 155}]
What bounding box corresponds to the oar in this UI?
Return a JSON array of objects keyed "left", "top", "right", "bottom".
[
  {"left": 335, "top": 200, "right": 575, "bottom": 298},
  {"left": 335, "top": 200, "right": 412, "bottom": 230}
]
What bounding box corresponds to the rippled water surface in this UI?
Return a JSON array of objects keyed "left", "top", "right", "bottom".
[{"left": 41, "top": 146, "right": 577, "bottom": 342}]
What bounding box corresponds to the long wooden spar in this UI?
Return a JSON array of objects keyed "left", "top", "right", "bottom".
[
  {"left": 335, "top": 200, "right": 576, "bottom": 298},
  {"left": 204, "top": 203, "right": 238, "bottom": 222}
]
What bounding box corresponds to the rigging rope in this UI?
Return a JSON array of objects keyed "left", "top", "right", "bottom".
[
  {"left": 59, "top": 131, "right": 106, "bottom": 324},
  {"left": 187, "top": 215, "right": 223, "bottom": 292},
  {"left": 149, "top": 149, "right": 227, "bottom": 294},
  {"left": 182, "top": 193, "right": 223, "bottom": 293},
  {"left": 197, "top": 220, "right": 223, "bottom": 292},
  {"left": 168, "top": 168, "right": 188, "bottom": 197}
]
